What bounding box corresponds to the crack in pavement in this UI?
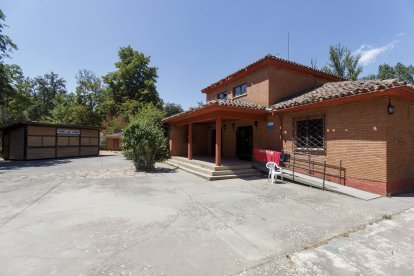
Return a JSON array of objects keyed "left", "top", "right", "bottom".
[
  {"left": 0, "top": 179, "right": 66, "bottom": 229},
  {"left": 163, "top": 172, "right": 265, "bottom": 258},
  {"left": 233, "top": 207, "right": 414, "bottom": 275}
]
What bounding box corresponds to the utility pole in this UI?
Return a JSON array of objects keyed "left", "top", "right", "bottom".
[{"left": 288, "top": 33, "right": 290, "bottom": 60}]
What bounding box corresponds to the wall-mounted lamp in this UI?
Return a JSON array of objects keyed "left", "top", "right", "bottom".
[
  {"left": 254, "top": 121, "right": 258, "bottom": 129},
  {"left": 387, "top": 98, "right": 395, "bottom": 115},
  {"left": 232, "top": 123, "right": 236, "bottom": 131}
]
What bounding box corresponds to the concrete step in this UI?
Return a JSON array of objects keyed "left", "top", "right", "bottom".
[
  {"left": 165, "top": 159, "right": 262, "bottom": 181},
  {"left": 167, "top": 159, "right": 259, "bottom": 176},
  {"left": 170, "top": 156, "right": 252, "bottom": 171}
]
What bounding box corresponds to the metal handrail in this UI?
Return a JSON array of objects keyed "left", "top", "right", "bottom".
[{"left": 285, "top": 153, "right": 346, "bottom": 189}]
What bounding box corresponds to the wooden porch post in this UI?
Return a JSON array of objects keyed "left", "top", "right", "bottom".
[
  {"left": 215, "top": 117, "right": 222, "bottom": 166},
  {"left": 188, "top": 123, "right": 193, "bottom": 160}
]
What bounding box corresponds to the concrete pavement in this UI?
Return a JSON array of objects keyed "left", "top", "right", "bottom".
[{"left": 0, "top": 153, "right": 413, "bottom": 275}]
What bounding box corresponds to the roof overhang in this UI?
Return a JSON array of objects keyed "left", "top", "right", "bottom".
[
  {"left": 1, "top": 121, "right": 102, "bottom": 131},
  {"left": 163, "top": 105, "right": 269, "bottom": 126},
  {"left": 271, "top": 86, "right": 414, "bottom": 115}
]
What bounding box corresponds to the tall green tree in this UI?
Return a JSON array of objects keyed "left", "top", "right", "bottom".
[
  {"left": 46, "top": 93, "right": 76, "bottom": 124},
  {"left": 0, "top": 9, "right": 17, "bottom": 62},
  {"left": 0, "top": 9, "right": 18, "bottom": 125},
  {"left": 1, "top": 64, "right": 33, "bottom": 124},
  {"left": 30, "top": 72, "right": 67, "bottom": 120},
  {"left": 322, "top": 44, "right": 363, "bottom": 80},
  {"left": 75, "top": 69, "right": 102, "bottom": 108},
  {"left": 362, "top": 63, "right": 414, "bottom": 84},
  {"left": 163, "top": 102, "right": 183, "bottom": 117},
  {"left": 103, "top": 46, "right": 161, "bottom": 112}
]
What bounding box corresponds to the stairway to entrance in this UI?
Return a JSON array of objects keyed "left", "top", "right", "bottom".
[{"left": 165, "top": 156, "right": 262, "bottom": 180}]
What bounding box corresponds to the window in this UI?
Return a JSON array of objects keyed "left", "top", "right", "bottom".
[
  {"left": 293, "top": 116, "right": 325, "bottom": 152},
  {"left": 217, "top": 91, "right": 228, "bottom": 100},
  {"left": 234, "top": 83, "right": 247, "bottom": 97}
]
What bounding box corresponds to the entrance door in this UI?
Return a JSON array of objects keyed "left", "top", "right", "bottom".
[
  {"left": 236, "top": 126, "right": 253, "bottom": 161},
  {"left": 113, "top": 139, "right": 120, "bottom": 151}
]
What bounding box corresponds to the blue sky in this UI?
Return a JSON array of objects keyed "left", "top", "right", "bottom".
[{"left": 2, "top": 0, "right": 414, "bottom": 108}]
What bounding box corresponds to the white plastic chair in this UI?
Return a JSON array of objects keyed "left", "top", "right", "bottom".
[{"left": 266, "top": 162, "right": 283, "bottom": 184}]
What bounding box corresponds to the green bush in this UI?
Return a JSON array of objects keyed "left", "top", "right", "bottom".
[{"left": 122, "top": 121, "right": 167, "bottom": 171}]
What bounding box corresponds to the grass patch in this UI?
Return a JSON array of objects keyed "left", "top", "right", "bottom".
[{"left": 382, "top": 214, "right": 392, "bottom": 220}]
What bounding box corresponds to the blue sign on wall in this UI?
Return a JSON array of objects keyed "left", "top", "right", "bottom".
[{"left": 267, "top": 122, "right": 275, "bottom": 129}]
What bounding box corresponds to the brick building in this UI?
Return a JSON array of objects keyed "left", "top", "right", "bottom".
[{"left": 162, "top": 55, "right": 414, "bottom": 195}]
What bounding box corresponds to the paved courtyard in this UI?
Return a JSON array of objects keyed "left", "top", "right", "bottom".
[{"left": 0, "top": 153, "right": 413, "bottom": 275}]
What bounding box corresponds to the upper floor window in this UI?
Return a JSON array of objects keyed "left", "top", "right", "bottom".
[
  {"left": 293, "top": 116, "right": 325, "bottom": 152},
  {"left": 217, "top": 92, "right": 228, "bottom": 100},
  {"left": 234, "top": 83, "right": 247, "bottom": 97}
]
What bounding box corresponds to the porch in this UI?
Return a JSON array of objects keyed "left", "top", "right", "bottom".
[
  {"left": 166, "top": 156, "right": 261, "bottom": 180},
  {"left": 163, "top": 102, "right": 278, "bottom": 167}
]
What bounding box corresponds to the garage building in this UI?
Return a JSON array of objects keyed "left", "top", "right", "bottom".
[{"left": 2, "top": 121, "right": 100, "bottom": 160}]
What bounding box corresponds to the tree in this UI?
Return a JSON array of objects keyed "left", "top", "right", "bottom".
[
  {"left": 103, "top": 46, "right": 162, "bottom": 112},
  {"left": 130, "top": 103, "right": 165, "bottom": 125},
  {"left": 0, "top": 9, "right": 18, "bottom": 125},
  {"left": 1, "top": 64, "right": 33, "bottom": 124},
  {"left": 30, "top": 72, "right": 67, "bottom": 121},
  {"left": 46, "top": 93, "right": 76, "bottom": 124},
  {"left": 122, "top": 121, "right": 167, "bottom": 170},
  {"left": 0, "top": 9, "right": 17, "bottom": 62},
  {"left": 75, "top": 69, "right": 102, "bottom": 109},
  {"left": 377, "top": 64, "right": 396, "bottom": 80},
  {"left": 71, "top": 69, "right": 104, "bottom": 125},
  {"left": 362, "top": 63, "right": 414, "bottom": 84},
  {"left": 163, "top": 102, "right": 183, "bottom": 117},
  {"left": 322, "top": 44, "right": 362, "bottom": 80}
]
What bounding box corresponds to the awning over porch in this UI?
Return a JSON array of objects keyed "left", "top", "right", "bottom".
[{"left": 162, "top": 99, "right": 270, "bottom": 166}]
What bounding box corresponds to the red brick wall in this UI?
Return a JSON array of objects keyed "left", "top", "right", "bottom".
[
  {"left": 281, "top": 98, "right": 387, "bottom": 193},
  {"left": 205, "top": 65, "right": 333, "bottom": 107},
  {"left": 280, "top": 97, "right": 414, "bottom": 195},
  {"left": 168, "top": 125, "right": 187, "bottom": 156},
  {"left": 206, "top": 66, "right": 270, "bottom": 105},
  {"left": 268, "top": 66, "right": 332, "bottom": 105},
  {"left": 385, "top": 99, "right": 414, "bottom": 194},
  {"left": 206, "top": 119, "right": 281, "bottom": 159},
  {"left": 193, "top": 124, "right": 209, "bottom": 156}
]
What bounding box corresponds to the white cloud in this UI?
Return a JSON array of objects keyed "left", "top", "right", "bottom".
[{"left": 354, "top": 40, "right": 398, "bottom": 66}]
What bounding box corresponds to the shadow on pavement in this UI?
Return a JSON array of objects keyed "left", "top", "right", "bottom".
[
  {"left": 145, "top": 167, "right": 178, "bottom": 174},
  {"left": 0, "top": 155, "right": 112, "bottom": 172}
]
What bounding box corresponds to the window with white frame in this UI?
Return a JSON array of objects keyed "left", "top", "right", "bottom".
[{"left": 293, "top": 116, "right": 325, "bottom": 152}]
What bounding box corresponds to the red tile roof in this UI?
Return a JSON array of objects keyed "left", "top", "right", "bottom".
[
  {"left": 201, "top": 54, "right": 344, "bottom": 93},
  {"left": 271, "top": 79, "right": 413, "bottom": 110},
  {"left": 162, "top": 99, "right": 267, "bottom": 122}
]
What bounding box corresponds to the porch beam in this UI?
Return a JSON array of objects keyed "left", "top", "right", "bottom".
[
  {"left": 188, "top": 123, "right": 193, "bottom": 160},
  {"left": 215, "top": 116, "right": 222, "bottom": 166}
]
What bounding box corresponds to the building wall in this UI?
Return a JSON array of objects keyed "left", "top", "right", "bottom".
[
  {"left": 8, "top": 127, "right": 25, "bottom": 160},
  {"left": 26, "top": 125, "right": 99, "bottom": 160},
  {"left": 168, "top": 125, "right": 187, "bottom": 156},
  {"left": 206, "top": 66, "right": 270, "bottom": 105},
  {"left": 193, "top": 124, "right": 209, "bottom": 156},
  {"left": 281, "top": 98, "right": 392, "bottom": 195},
  {"left": 106, "top": 137, "right": 121, "bottom": 151},
  {"left": 205, "top": 65, "right": 334, "bottom": 106},
  {"left": 192, "top": 119, "right": 280, "bottom": 159},
  {"left": 268, "top": 66, "right": 332, "bottom": 105},
  {"left": 385, "top": 99, "right": 414, "bottom": 194}
]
